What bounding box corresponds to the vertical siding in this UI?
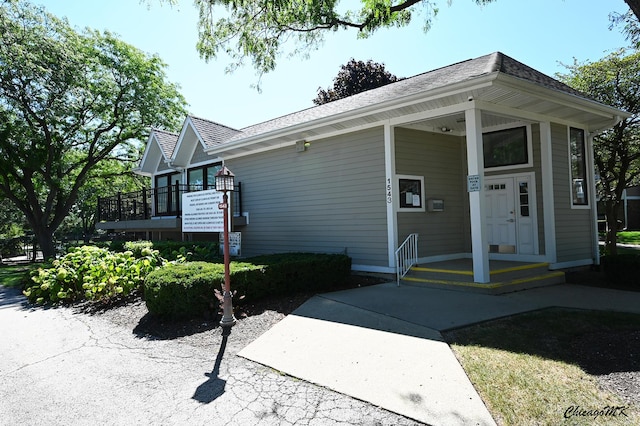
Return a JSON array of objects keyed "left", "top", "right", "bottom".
[
  {"left": 551, "top": 123, "right": 594, "bottom": 262},
  {"left": 395, "top": 128, "right": 467, "bottom": 257},
  {"left": 227, "top": 127, "right": 388, "bottom": 267}
]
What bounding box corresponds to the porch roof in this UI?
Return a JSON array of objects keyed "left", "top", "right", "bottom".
[{"left": 203, "top": 52, "right": 628, "bottom": 159}]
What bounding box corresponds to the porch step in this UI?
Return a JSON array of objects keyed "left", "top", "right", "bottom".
[{"left": 402, "top": 261, "right": 565, "bottom": 294}]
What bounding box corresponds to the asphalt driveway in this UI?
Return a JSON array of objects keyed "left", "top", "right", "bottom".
[{"left": 0, "top": 285, "right": 420, "bottom": 426}]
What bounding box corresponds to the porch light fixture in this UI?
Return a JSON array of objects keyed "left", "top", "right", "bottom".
[{"left": 215, "top": 165, "right": 236, "bottom": 328}]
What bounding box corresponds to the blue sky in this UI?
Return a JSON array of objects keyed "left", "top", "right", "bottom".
[{"left": 36, "top": 0, "right": 631, "bottom": 130}]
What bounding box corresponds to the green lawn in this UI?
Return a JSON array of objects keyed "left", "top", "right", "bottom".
[
  {"left": 0, "top": 264, "right": 35, "bottom": 288},
  {"left": 617, "top": 231, "right": 640, "bottom": 245},
  {"left": 445, "top": 309, "right": 639, "bottom": 425}
]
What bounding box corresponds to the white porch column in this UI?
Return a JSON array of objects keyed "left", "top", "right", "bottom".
[
  {"left": 465, "top": 108, "right": 490, "bottom": 283},
  {"left": 384, "top": 123, "right": 398, "bottom": 270},
  {"left": 586, "top": 131, "right": 600, "bottom": 265},
  {"left": 539, "top": 122, "right": 557, "bottom": 264}
]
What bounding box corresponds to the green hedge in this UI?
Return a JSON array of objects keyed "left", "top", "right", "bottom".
[
  {"left": 67, "top": 240, "right": 220, "bottom": 261},
  {"left": 143, "top": 253, "right": 351, "bottom": 318},
  {"left": 122, "top": 241, "right": 220, "bottom": 261},
  {"left": 143, "top": 261, "right": 264, "bottom": 319},
  {"left": 243, "top": 252, "right": 351, "bottom": 294},
  {"left": 601, "top": 254, "right": 640, "bottom": 289}
]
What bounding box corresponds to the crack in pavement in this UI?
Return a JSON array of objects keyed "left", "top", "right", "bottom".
[{"left": 1, "top": 294, "right": 424, "bottom": 426}]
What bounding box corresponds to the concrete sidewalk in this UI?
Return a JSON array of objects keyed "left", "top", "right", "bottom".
[{"left": 239, "top": 282, "right": 640, "bottom": 425}]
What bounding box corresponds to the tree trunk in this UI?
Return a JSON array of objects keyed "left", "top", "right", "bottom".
[
  {"left": 604, "top": 199, "right": 620, "bottom": 256},
  {"left": 33, "top": 226, "right": 57, "bottom": 260},
  {"left": 625, "top": 0, "right": 640, "bottom": 22}
]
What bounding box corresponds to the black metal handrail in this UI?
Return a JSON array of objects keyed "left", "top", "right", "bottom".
[{"left": 97, "top": 183, "right": 242, "bottom": 222}]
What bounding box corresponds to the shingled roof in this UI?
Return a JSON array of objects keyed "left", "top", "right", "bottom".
[
  {"left": 150, "top": 128, "right": 179, "bottom": 159},
  {"left": 188, "top": 115, "right": 241, "bottom": 149},
  {"left": 221, "top": 51, "right": 588, "bottom": 144}
]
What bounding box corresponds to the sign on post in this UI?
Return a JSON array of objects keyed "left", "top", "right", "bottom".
[
  {"left": 467, "top": 175, "right": 481, "bottom": 192},
  {"left": 219, "top": 232, "right": 241, "bottom": 256},
  {"left": 182, "top": 189, "right": 225, "bottom": 233}
]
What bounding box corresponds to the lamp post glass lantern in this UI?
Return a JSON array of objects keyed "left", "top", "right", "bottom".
[{"left": 215, "top": 166, "right": 236, "bottom": 328}]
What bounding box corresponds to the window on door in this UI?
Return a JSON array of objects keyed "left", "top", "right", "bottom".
[{"left": 569, "top": 128, "right": 588, "bottom": 206}]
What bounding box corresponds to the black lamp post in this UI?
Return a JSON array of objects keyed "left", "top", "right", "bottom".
[{"left": 215, "top": 165, "right": 236, "bottom": 328}]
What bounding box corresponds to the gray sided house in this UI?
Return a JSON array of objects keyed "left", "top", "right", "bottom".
[{"left": 97, "top": 52, "right": 629, "bottom": 284}]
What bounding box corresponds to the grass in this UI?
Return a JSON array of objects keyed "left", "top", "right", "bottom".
[
  {"left": 617, "top": 231, "right": 640, "bottom": 245},
  {"left": 0, "top": 264, "right": 35, "bottom": 288},
  {"left": 445, "top": 308, "right": 640, "bottom": 425}
]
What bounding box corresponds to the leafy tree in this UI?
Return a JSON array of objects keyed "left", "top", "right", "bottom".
[
  {"left": 313, "top": 59, "right": 400, "bottom": 105},
  {"left": 0, "top": 0, "right": 188, "bottom": 259},
  {"left": 559, "top": 48, "right": 640, "bottom": 255},
  {"left": 611, "top": 9, "right": 640, "bottom": 47},
  {"left": 59, "top": 159, "right": 147, "bottom": 244},
  {"left": 155, "top": 0, "right": 640, "bottom": 76},
  {"left": 0, "top": 198, "right": 27, "bottom": 261}
]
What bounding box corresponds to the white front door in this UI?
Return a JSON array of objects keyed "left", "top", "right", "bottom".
[
  {"left": 485, "top": 177, "right": 517, "bottom": 253},
  {"left": 485, "top": 175, "right": 538, "bottom": 255}
]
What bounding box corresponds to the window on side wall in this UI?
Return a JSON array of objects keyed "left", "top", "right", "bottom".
[
  {"left": 570, "top": 127, "right": 588, "bottom": 206},
  {"left": 187, "top": 164, "right": 221, "bottom": 191}
]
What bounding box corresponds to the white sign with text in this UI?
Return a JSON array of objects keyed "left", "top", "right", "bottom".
[{"left": 182, "top": 189, "right": 225, "bottom": 233}]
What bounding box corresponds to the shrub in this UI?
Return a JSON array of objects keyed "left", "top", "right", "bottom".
[
  {"left": 601, "top": 253, "right": 640, "bottom": 289},
  {"left": 143, "top": 253, "right": 351, "bottom": 319},
  {"left": 23, "top": 245, "right": 164, "bottom": 304},
  {"left": 118, "top": 240, "right": 219, "bottom": 262},
  {"left": 144, "top": 261, "right": 264, "bottom": 318},
  {"left": 123, "top": 241, "right": 154, "bottom": 258},
  {"left": 244, "top": 252, "right": 352, "bottom": 295}
]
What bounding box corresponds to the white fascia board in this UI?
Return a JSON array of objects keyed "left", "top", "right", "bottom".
[
  {"left": 132, "top": 167, "right": 151, "bottom": 177},
  {"left": 205, "top": 77, "right": 498, "bottom": 157},
  {"left": 171, "top": 116, "right": 207, "bottom": 168},
  {"left": 493, "top": 74, "right": 631, "bottom": 124},
  {"left": 138, "top": 136, "right": 168, "bottom": 177},
  {"left": 138, "top": 133, "right": 161, "bottom": 172},
  {"left": 168, "top": 116, "right": 191, "bottom": 164}
]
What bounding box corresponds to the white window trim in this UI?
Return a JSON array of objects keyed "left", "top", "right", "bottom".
[
  {"left": 482, "top": 123, "right": 533, "bottom": 173},
  {"left": 396, "top": 174, "right": 426, "bottom": 212},
  {"left": 567, "top": 126, "right": 591, "bottom": 209}
]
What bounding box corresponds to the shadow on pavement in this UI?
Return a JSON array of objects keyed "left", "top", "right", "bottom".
[
  {"left": 0, "top": 285, "right": 28, "bottom": 309},
  {"left": 192, "top": 327, "right": 231, "bottom": 404},
  {"left": 132, "top": 311, "right": 219, "bottom": 340}
]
